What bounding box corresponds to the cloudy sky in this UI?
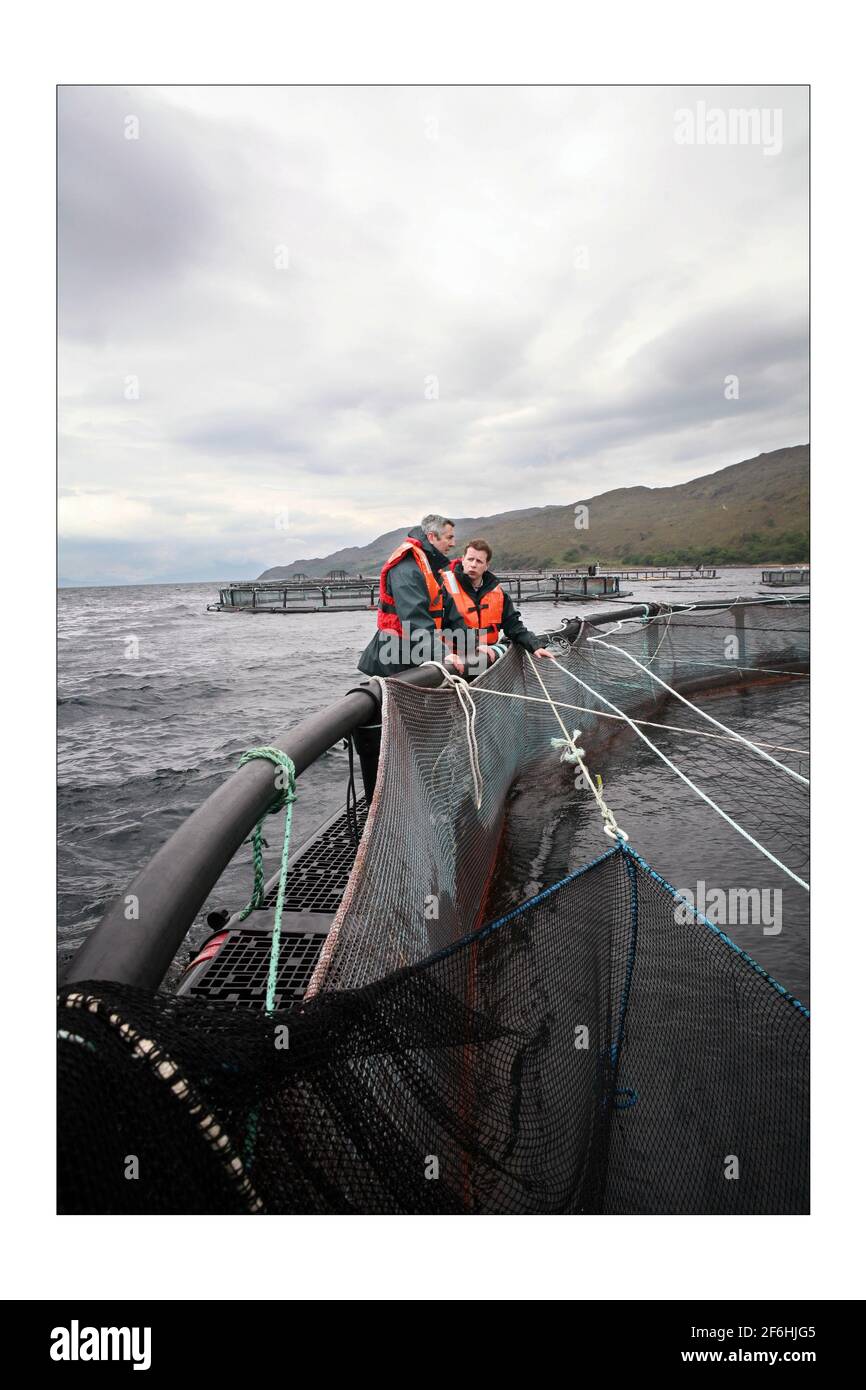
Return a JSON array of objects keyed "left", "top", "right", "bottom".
[{"left": 58, "top": 85, "right": 808, "bottom": 586}]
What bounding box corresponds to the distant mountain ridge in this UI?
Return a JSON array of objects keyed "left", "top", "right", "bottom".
[{"left": 258, "top": 445, "right": 809, "bottom": 579}]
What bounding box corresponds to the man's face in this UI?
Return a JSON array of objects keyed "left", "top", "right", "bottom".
[
  {"left": 462, "top": 547, "right": 489, "bottom": 584},
  {"left": 427, "top": 523, "right": 455, "bottom": 556}
]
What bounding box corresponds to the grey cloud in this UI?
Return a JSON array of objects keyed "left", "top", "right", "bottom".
[
  {"left": 175, "top": 414, "right": 307, "bottom": 455},
  {"left": 58, "top": 85, "right": 809, "bottom": 585},
  {"left": 58, "top": 87, "right": 221, "bottom": 341}
]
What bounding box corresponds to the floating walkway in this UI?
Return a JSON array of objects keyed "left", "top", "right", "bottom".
[
  {"left": 762, "top": 567, "right": 810, "bottom": 590},
  {"left": 208, "top": 571, "right": 638, "bottom": 613},
  {"left": 608, "top": 567, "right": 717, "bottom": 581}
]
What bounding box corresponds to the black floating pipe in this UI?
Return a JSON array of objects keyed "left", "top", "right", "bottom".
[{"left": 63, "top": 665, "right": 444, "bottom": 990}]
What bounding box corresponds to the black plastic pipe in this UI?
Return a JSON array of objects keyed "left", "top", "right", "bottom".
[{"left": 62, "top": 665, "right": 444, "bottom": 989}]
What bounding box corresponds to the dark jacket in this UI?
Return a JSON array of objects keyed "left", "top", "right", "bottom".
[
  {"left": 449, "top": 562, "right": 543, "bottom": 652},
  {"left": 358, "top": 528, "right": 469, "bottom": 678}
]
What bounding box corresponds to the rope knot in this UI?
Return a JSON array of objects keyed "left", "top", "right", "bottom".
[
  {"left": 550, "top": 729, "right": 585, "bottom": 764},
  {"left": 238, "top": 746, "right": 297, "bottom": 815}
]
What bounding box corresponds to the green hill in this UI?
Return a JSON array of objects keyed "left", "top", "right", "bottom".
[{"left": 258, "top": 444, "right": 809, "bottom": 579}]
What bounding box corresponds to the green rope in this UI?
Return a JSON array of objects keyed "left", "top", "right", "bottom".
[{"left": 236, "top": 746, "right": 297, "bottom": 1015}]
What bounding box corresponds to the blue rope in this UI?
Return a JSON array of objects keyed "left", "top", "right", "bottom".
[
  {"left": 608, "top": 850, "right": 644, "bottom": 1067},
  {"left": 421, "top": 843, "right": 622, "bottom": 969},
  {"left": 602, "top": 852, "right": 641, "bottom": 1112},
  {"left": 401, "top": 837, "right": 808, "bottom": 1024},
  {"left": 619, "top": 841, "right": 810, "bottom": 1019}
]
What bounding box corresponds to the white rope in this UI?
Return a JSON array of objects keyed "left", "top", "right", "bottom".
[
  {"left": 658, "top": 660, "right": 809, "bottom": 679},
  {"left": 367, "top": 674, "right": 388, "bottom": 714},
  {"left": 589, "top": 603, "right": 685, "bottom": 664},
  {"left": 422, "top": 661, "right": 484, "bottom": 809},
  {"left": 594, "top": 609, "right": 648, "bottom": 638},
  {"left": 585, "top": 637, "right": 810, "bottom": 788},
  {"left": 527, "top": 657, "right": 627, "bottom": 841},
  {"left": 548, "top": 656, "right": 809, "bottom": 891},
  {"left": 465, "top": 684, "right": 809, "bottom": 757},
  {"left": 587, "top": 613, "right": 809, "bottom": 682},
  {"left": 592, "top": 596, "right": 806, "bottom": 639}
]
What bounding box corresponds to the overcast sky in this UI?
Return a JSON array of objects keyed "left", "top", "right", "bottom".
[{"left": 58, "top": 85, "right": 808, "bottom": 586}]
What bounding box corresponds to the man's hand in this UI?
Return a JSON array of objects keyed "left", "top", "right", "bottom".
[
  {"left": 477, "top": 640, "right": 507, "bottom": 666},
  {"left": 534, "top": 647, "right": 555, "bottom": 660},
  {"left": 445, "top": 653, "right": 465, "bottom": 675}
]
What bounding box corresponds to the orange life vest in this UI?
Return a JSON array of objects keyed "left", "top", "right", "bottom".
[
  {"left": 442, "top": 564, "right": 505, "bottom": 641},
  {"left": 376, "top": 537, "right": 445, "bottom": 635}
]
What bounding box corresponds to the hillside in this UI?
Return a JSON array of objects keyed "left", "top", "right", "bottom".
[{"left": 258, "top": 445, "right": 809, "bottom": 578}]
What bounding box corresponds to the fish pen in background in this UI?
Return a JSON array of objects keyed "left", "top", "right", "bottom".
[
  {"left": 762, "top": 568, "right": 810, "bottom": 589},
  {"left": 209, "top": 572, "right": 628, "bottom": 612},
  {"left": 59, "top": 598, "right": 809, "bottom": 1216},
  {"left": 211, "top": 579, "right": 378, "bottom": 612},
  {"left": 499, "top": 573, "right": 626, "bottom": 600}
]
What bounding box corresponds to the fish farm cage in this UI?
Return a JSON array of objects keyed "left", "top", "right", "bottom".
[
  {"left": 59, "top": 597, "right": 809, "bottom": 1216},
  {"left": 209, "top": 572, "right": 627, "bottom": 613},
  {"left": 762, "top": 568, "right": 810, "bottom": 588}
]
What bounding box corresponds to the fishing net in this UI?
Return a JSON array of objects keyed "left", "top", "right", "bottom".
[
  {"left": 57, "top": 842, "right": 807, "bottom": 1214},
  {"left": 310, "top": 600, "right": 809, "bottom": 991},
  {"left": 57, "top": 600, "right": 809, "bottom": 1215}
]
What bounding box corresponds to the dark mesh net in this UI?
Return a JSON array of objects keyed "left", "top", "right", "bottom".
[{"left": 58, "top": 844, "right": 807, "bottom": 1215}]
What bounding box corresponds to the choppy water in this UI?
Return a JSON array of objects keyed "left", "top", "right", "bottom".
[{"left": 58, "top": 569, "right": 808, "bottom": 1000}]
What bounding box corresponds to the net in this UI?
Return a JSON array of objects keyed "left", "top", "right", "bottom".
[
  {"left": 58, "top": 842, "right": 807, "bottom": 1214},
  {"left": 310, "top": 600, "right": 809, "bottom": 992},
  {"left": 57, "top": 600, "right": 809, "bottom": 1214}
]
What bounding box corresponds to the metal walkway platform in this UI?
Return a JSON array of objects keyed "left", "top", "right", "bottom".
[{"left": 177, "top": 800, "right": 367, "bottom": 1010}]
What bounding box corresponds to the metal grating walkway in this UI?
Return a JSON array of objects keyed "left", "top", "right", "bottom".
[
  {"left": 185, "top": 928, "right": 327, "bottom": 1011},
  {"left": 182, "top": 800, "right": 367, "bottom": 1009},
  {"left": 259, "top": 800, "right": 368, "bottom": 915}
]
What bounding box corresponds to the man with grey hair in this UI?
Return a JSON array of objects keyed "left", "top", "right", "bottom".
[{"left": 358, "top": 514, "right": 470, "bottom": 677}]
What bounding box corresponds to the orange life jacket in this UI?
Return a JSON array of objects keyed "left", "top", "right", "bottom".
[
  {"left": 377, "top": 537, "right": 445, "bottom": 635},
  {"left": 442, "top": 563, "right": 505, "bottom": 641}
]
